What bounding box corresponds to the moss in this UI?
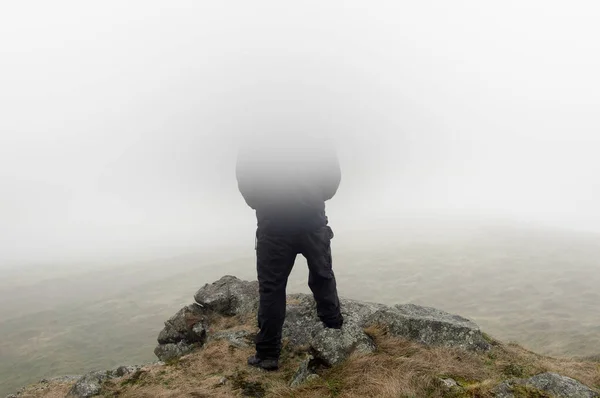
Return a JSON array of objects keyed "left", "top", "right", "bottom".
[
  {"left": 442, "top": 390, "right": 470, "bottom": 398},
  {"left": 120, "top": 369, "right": 147, "bottom": 387},
  {"left": 482, "top": 332, "right": 501, "bottom": 347},
  {"left": 511, "top": 384, "right": 553, "bottom": 398},
  {"left": 431, "top": 376, "right": 471, "bottom": 398},
  {"left": 502, "top": 363, "right": 526, "bottom": 378},
  {"left": 325, "top": 377, "right": 344, "bottom": 397},
  {"left": 164, "top": 357, "right": 181, "bottom": 367},
  {"left": 446, "top": 375, "right": 479, "bottom": 388},
  {"left": 230, "top": 370, "right": 266, "bottom": 398}
]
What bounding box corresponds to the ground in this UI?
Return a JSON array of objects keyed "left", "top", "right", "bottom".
[{"left": 12, "top": 313, "right": 600, "bottom": 398}]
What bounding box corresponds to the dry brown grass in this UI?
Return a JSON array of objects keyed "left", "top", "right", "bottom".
[
  {"left": 8, "top": 380, "right": 73, "bottom": 398},
  {"left": 273, "top": 326, "right": 491, "bottom": 398},
  {"left": 15, "top": 324, "right": 600, "bottom": 398},
  {"left": 269, "top": 326, "right": 600, "bottom": 398},
  {"left": 207, "top": 312, "right": 257, "bottom": 334},
  {"left": 98, "top": 338, "right": 309, "bottom": 398}
]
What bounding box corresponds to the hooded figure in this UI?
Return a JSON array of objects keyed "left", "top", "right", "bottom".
[{"left": 236, "top": 131, "right": 344, "bottom": 370}]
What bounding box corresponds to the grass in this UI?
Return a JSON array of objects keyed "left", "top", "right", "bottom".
[{"left": 17, "top": 320, "right": 600, "bottom": 398}]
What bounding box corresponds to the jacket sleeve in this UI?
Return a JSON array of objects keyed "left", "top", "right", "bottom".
[
  {"left": 235, "top": 148, "right": 260, "bottom": 210},
  {"left": 319, "top": 147, "right": 342, "bottom": 201}
]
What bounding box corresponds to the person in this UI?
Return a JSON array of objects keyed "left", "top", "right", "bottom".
[{"left": 236, "top": 131, "right": 344, "bottom": 370}]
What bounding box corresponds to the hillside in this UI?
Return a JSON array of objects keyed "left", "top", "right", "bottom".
[
  {"left": 3, "top": 224, "right": 600, "bottom": 396},
  {"left": 7, "top": 276, "right": 600, "bottom": 398}
]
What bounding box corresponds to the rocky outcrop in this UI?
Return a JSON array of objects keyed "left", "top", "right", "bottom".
[
  {"left": 493, "top": 372, "right": 600, "bottom": 398},
  {"left": 155, "top": 275, "right": 491, "bottom": 369},
  {"left": 284, "top": 293, "right": 490, "bottom": 365},
  {"left": 367, "top": 303, "right": 491, "bottom": 351},
  {"left": 66, "top": 371, "right": 107, "bottom": 398},
  {"left": 154, "top": 303, "right": 208, "bottom": 361},
  {"left": 154, "top": 341, "right": 197, "bottom": 362},
  {"left": 66, "top": 366, "right": 142, "bottom": 398},
  {"left": 154, "top": 276, "right": 258, "bottom": 361}
]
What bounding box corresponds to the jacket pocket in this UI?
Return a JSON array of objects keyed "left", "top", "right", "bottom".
[{"left": 325, "top": 225, "right": 334, "bottom": 240}]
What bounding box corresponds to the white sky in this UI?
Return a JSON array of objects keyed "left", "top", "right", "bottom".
[{"left": 1, "top": 1, "right": 599, "bottom": 266}]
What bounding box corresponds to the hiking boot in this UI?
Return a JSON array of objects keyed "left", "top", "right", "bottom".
[
  {"left": 247, "top": 355, "right": 279, "bottom": 371},
  {"left": 323, "top": 316, "right": 344, "bottom": 329}
]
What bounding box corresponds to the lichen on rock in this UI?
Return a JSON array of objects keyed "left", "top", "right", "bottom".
[
  {"left": 154, "top": 303, "right": 208, "bottom": 361},
  {"left": 155, "top": 275, "right": 492, "bottom": 367},
  {"left": 194, "top": 275, "right": 259, "bottom": 316},
  {"left": 493, "top": 372, "right": 600, "bottom": 398}
]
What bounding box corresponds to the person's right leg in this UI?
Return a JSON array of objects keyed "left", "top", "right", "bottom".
[
  {"left": 252, "top": 230, "right": 297, "bottom": 368},
  {"left": 301, "top": 226, "right": 343, "bottom": 328}
]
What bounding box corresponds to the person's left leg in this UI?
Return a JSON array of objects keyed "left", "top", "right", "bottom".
[
  {"left": 250, "top": 230, "right": 297, "bottom": 369},
  {"left": 301, "top": 225, "right": 343, "bottom": 328}
]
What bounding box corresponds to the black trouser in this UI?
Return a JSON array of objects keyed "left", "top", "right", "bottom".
[{"left": 255, "top": 225, "right": 343, "bottom": 359}]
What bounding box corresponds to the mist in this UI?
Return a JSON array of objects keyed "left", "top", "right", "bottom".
[
  {"left": 1, "top": 0, "right": 600, "bottom": 267},
  {"left": 4, "top": 3, "right": 600, "bottom": 396}
]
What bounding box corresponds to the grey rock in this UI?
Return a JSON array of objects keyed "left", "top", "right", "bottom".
[
  {"left": 66, "top": 371, "right": 109, "bottom": 397},
  {"left": 290, "top": 356, "right": 318, "bottom": 387},
  {"left": 154, "top": 341, "right": 196, "bottom": 362},
  {"left": 283, "top": 294, "right": 376, "bottom": 366},
  {"left": 154, "top": 279, "right": 254, "bottom": 362},
  {"left": 112, "top": 365, "right": 141, "bottom": 378},
  {"left": 493, "top": 372, "right": 599, "bottom": 398},
  {"left": 366, "top": 304, "right": 491, "bottom": 351},
  {"left": 157, "top": 304, "right": 207, "bottom": 344},
  {"left": 341, "top": 298, "right": 388, "bottom": 326},
  {"left": 282, "top": 294, "right": 323, "bottom": 347},
  {"left": 440, "top": 378, "right": 459, "bottom": 388},
  {"left": 208, "top": 330, "right": 254, "bottom": 348},
  {"left": 154, "top": 303, "right": 208, "bottom": 361},
  {"left": 283, "top": 294, "right": 383, "bottom": 346},
  {"left": 310, "top": 323, "right": 375, "bottom": 366},
  {"left": 66, "top": 365, "right": 144, "bottom": 397},
  {"left": 192, "top": 322, "right": 206, "bottom": 337},
  {"left": 194, "top": 275, "right": 259, "bottom": 316}
]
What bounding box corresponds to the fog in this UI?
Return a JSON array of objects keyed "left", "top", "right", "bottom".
[{"left": 1, "top": 0, "right": 600, "bottom": 267}]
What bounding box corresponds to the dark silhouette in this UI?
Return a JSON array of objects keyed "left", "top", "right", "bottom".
[{"left": 236, "top": 132, "right": 344, "bottom": 370}]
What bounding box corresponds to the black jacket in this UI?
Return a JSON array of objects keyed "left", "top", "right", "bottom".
[{"left": 236, "top": 133, "right": 341, "bottom": 233}]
